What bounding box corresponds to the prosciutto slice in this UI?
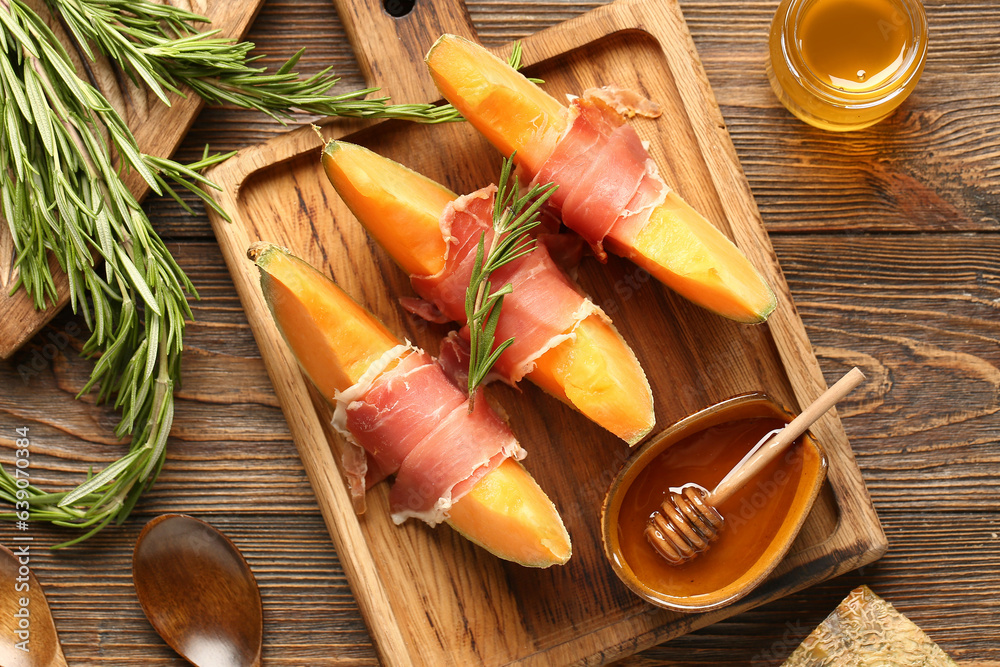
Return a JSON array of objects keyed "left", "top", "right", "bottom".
[
  {"left": 332, "top": 347, "right": 524, "bottom": 525},
  {"left": 582, "top": 85, "right": 663, "bottom": 119},
  {"left": 389, "top": 392, "right": 522, "bottom": 525},
  {"left": 530, "top": 91, "right": 670, "bottom": 260},
  {"left": 406, "top": 186, "right": 600, "bottom": 384}
]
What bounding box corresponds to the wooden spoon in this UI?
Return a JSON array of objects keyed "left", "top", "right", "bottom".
[
  {"left": 133, "top": 514, "right": 263, "bottom": 667},
  {"left": 0, "top": 543, "right": 68, "bottom": 667}
]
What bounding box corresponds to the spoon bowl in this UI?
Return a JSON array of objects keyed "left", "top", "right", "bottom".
[
  {"left": 0, "top": 543, "right": 67, "bottom": 667},
  {"left": 133, "top": 514, "right": 262, "bottom": 667}
]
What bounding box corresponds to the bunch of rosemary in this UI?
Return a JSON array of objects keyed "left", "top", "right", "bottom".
[{"left": 0, "top": 0, "right": 473, "bottom": 546}]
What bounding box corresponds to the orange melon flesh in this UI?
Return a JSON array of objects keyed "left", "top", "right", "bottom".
[
  {"left": 252, "top": 243, "right": 399, "bottom": 398},
  {"left": 321, "top": 141, "right": 654, "bottom": 444},
  {"left": 322, "top": 142, "right": 453, "bottom": 277},
  {"left": 426, "top": 34, "right": 776, "bottom": 323},
  {"left": 249, "top": 243, "right": 570, "bottom": 567},
  {"left": 425, "top": 35, "right": 566, "bottom": 176},
  {"left": 527, "top": 314, "right": 653, "bottom": 445},
  {"left": 449, "top": 457, "right": 571, "bottom": 566},
  {"left": 606, "top": 196, "right": 777, "bottom": 323}
]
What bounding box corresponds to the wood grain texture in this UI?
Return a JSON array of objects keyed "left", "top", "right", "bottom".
[
  {"left": 1, "top": 0, "right": 998, "bottom": 664},
  {"left": 203, "top": 0, "right": 885, "bottom": 663},
  {"left": 333, "top": 0, "right": 477, "bottom": 101},
  {"left": 0, "top": 0, "right": 266, "bottom": 360},
  {"left": 2, "top": 233, "right": 998, "bottom": 664}
]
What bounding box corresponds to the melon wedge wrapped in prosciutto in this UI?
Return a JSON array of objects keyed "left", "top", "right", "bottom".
[
  {"left": 249, "top": 242, "right": 570, "bottom": 567},
  {"left": 406, "top": 184, "right": 602, "bottom": 385},
  {"left": 333, "top": 345, "right": 524, "bottom": 526},
  {"left": 426, "top": 34, "right": 777, "bottom": 324},
  {"left": 322, "top": 141, "right": 654, "bottom": 445}
]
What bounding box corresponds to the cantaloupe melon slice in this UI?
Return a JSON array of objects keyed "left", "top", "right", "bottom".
[
  {"left": 249, "top": 243, "right": 570, "bottom": 566},
  {"left": 320, "top": 143, "right": 453, "bottom": 277},
  {"left": 785, "top": 586, "right": 957, "bottom": 665},
  {"left": 323, "top": 141, "right": 654, "bottom": 444},
  {"left": 252, "top": 243, "right": 400, "bottom": 399},
  {"left": 449, "top": 457, "right": 571, "bottom": 569},
  {"left": 426, "top": 34, "right": 776, "bottom": 324}
]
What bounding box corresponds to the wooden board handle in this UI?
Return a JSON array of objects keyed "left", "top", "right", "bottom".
[{"left": 331, "top": 0, "right": 477, "bottom": 103}]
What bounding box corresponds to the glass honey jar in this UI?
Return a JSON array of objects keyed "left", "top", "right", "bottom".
[{"left": 767, "top": 0, "right": 928, "bottom": 131}]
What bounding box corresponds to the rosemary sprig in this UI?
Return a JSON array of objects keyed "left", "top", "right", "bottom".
[
  {"left": 465, "top": 155, "right": 556, "bottom": 408},
  {"left": 0, "top": 0, "right": 231, "bottom": 547},
  {"left": 45, "top": 0, "right": 523, "bottom": 124}
]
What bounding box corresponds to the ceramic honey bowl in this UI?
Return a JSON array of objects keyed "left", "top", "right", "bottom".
[{"left": 601, "top": 393, "right": 828, "bottom": 613}]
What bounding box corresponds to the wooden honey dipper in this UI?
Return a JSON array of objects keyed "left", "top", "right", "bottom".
[{"left": 645, "top": 368, "right": 866, "bottom": 565}]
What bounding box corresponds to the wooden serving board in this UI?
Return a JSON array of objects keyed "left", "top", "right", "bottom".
[
  {"left": 0, "top": 0, "right": 267, "bottom": 359},
  {"left": 206, "top": 0, "right": 888, "bottom": 664}
]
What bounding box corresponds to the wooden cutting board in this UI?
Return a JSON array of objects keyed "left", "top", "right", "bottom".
[
  {"left": 0, "top": 0, "right": 266, "bottom": 360},
  {"left": 205, "top": 0, "right": 888, "bottom": 664}
]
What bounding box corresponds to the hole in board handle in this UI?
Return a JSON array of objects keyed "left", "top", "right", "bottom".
[{"left": 383, "top": 0, "right": 415, "bottom": 17}]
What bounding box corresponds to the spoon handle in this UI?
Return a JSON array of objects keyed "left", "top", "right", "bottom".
[{"left": 709, "top": 367, "right": 865, "bottom": 506}]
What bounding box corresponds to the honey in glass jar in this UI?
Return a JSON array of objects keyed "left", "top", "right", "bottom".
[{"left": 768, "top": 0, "right": 928, "bottom": 131}]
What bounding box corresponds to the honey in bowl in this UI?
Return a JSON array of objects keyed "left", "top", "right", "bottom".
[
  {"left": 768, "top": 0, "right": 928, "bottom": 131},
  {"left": 799, "top": 0, "right": 911, "bottom": 92},
  {"left": 602, "top": 394, "right": 827, "bottom": 612}
]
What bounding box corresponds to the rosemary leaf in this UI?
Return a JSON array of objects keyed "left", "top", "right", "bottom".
[
  {"left": 45, "top": 0, "right": 536, "bottom": 125},
  {"left": 464, "top": 155, "right": 557, "bottom": 408}
]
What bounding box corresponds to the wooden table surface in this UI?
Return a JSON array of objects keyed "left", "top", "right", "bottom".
[{"left": 1, "top": 0, "right": 998, "bottom": 664}]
